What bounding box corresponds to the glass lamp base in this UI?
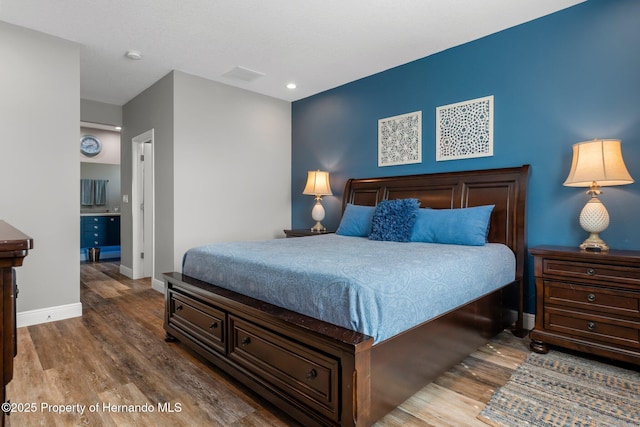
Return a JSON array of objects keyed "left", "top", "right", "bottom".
[
  {"left": 578, "top": 195, "right": 610, "bottom": 252},
  {"left": 310, "top": 198, "right": 326, "bottom": 232},
  {"left": 579, "top": 233, "right": 609, "bottom": 252},
  {"left": 310, "top": 222, "right": 326, "bottom": 232}
]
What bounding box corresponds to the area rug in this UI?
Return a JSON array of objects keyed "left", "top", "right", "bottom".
[{"left": 478, "top": 350, "right": 640, "bottom": 427}]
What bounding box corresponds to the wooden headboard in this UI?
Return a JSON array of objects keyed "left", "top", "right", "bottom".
[{"left": 342, "top": 165, "right": 530, "bottom": 332}]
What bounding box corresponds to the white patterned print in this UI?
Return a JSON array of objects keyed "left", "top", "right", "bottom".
[
  {"left": 378, "top": 111, "right": 422, "bottom": 166},
  {"left": 437, "top": 95, "right": 494, "bottom": 161}
]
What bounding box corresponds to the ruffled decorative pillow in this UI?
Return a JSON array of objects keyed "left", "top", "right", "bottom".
[{"left": 368, "top": 198, "right": 420, "bottom": 242}]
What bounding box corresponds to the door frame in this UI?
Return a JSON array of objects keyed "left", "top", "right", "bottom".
[{"left": 131, "top": 129, "right": 155, "bottom": 280}]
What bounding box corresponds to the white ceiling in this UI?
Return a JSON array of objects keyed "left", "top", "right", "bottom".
[{"left": 0, "top": 0, "right": 585, "bottom": 105}]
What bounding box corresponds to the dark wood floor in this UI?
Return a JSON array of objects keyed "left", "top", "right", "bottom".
[{"left": 6, "top": 262, "right": 531, "bottom": 426}]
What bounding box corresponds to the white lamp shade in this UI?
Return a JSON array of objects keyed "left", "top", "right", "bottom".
[
  {"left": 564, "top": 138, "right": 633, "bottom": 252},
  {"left": 563, "top": 139, "right": 634, "bottom": 187},
  {"left": 303, "top": 170, "right": 333, "bottom": 196}
]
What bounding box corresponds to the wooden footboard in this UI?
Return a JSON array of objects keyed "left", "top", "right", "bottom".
[
  {"left": 164, "top": 272, "right": 374, "bottom": 427},
  {"left": 164, "top": 272, "right": 515, "bottom": 426}
]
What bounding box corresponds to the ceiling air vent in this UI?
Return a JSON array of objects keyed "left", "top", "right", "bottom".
[{"left": 222, "top": 66, "right": 265, "bottom": 82}]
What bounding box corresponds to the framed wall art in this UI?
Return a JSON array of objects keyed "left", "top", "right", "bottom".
[
  {"left": 378, "top": 110, "right": 422, "bottom": 167},
  {"left": 436, "top": 95, "right": 494, "bottom": 161}
]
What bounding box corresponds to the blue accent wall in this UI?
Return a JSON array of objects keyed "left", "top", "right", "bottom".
[{"left": 291, "top": 0, "right": 640, "bottom": 313}]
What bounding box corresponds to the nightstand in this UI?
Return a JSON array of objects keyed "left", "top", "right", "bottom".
[
  {"left": 529, "top": 245, "right": 640, "bottom": 365},
  {"left": 283, "top": 229, "right": 335, "bottom": 238}
]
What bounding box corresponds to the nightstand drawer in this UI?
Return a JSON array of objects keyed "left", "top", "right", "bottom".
[
  {"left": 544, "top": 280, "right": 640, "bottom": 318},
  {"left": 545, "top": 308, "right": 640, "bottom": 349},
  {"left": 530, "top": 246, "right": 640, "bottom": 365},
  {"left": 542, "top": 259, "right": 640, "bottom": 286}
]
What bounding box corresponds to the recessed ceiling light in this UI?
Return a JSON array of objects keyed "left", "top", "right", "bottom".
[
  {"left": 125, "top": 50, "right": 142, "bottom": 60},
  {"left": 286, "top": 83, "right": 297, "bottom": 89},
  {"left": 115, "top": 126, "right": 122, "bottom": 131}
]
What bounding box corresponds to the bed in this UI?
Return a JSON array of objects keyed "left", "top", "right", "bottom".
[{"left": 163, "top": 165, "right": 529, "bottom": 426}]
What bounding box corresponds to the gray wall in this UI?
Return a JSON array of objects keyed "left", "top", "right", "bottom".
[
  {"left": 121, "top": 72, "right": 175, "bottom": 281},
  {"left": 121, "top": 70, "right": 292, "bottom": 283},
  {"left": 172, "top": 71, "right": 291, "bottom": 269},
  {"left": 81, "top": 99, "right": 122, "bottom": 127},
  {"left": 0, "top": 22, "right": 80, "bottom": 314}
]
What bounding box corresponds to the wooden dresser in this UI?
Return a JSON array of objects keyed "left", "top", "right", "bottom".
[
  {"left": 529, "top": 246, "right": 640, "bottom": 365},
  {"left": 0, "top": 221, "right": 33, "bottom": 425}
]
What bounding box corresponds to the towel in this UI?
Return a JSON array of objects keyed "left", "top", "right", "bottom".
[
  {"left": 94, "top": 180, "right": 108, "bottom": 206},
  {"left": 81, "top": 179, "right": 94, "bottom": 206}
]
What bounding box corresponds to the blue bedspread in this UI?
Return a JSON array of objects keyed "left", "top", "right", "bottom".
[{"left": 182, "top": 234, "right": 515, "bottom": 343}]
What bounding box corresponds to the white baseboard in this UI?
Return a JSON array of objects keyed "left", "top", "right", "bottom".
[
  {"left": 17, "top": 302, "right": 83, "bottom": 328},
  {"left": 507, "top": 309, "right": 535, "bottom": 332},
  {"left": 119, "top": 264, "right": 133, "bottom": 278},
  {"left": 152, "top": 277, "right": 165, "bottom": 293},
  {"left": 523, "top": 312, "right": 535, "bottom": 331},
  {"left": 121, "top": 264, "right": 163, "bottom": 293}
]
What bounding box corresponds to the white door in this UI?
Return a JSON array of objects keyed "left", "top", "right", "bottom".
[{"left": 131, "top": 130, "right": 154, "bottom": 279}]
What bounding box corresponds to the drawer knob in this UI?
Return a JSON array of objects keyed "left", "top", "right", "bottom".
[
  {"left": 176, "top": 304, "right": 183, "bottom": 311},
  {"left": 209, "top": 322, "right": 218, "bottom": 329},
  {"left": 241, "top": 337, "right": 251, "bottom": 346},
  {"left": 587, "top": 322, "right": 596, "bottom": 331},
  {"left": 306, "top": 369, "right": 317, "bottom": 380},
  {"left": 587, "top": 293, "right": 596, "bottom": 302},
  {"left": 586, "top": 268, "right": 595, "bottom": 276}
]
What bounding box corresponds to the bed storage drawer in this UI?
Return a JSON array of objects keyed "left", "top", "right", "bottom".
[
  {"left": 163, "top": 271, "right": 373, "bottom": 427},
  {"left": 167, "top": 292, "right": 226, "bottom": 355},
  {"left": 229, "top": 316, "right": 340, "bottom": 422}
]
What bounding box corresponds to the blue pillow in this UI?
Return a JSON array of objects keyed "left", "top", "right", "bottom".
[
  {"left": 369, "top": 198, "right": 420, "bottom": 242},
  {"left": 410, "top": 205, "right": 494, "bottom": 246},
  {"left": 336, "top": 204, "right": 375, "bottom": 237}
]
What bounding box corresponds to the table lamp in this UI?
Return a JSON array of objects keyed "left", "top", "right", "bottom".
[
  {"left": 302, "top": 170, "right": 333, "bottom": 232},
  {"left": 563, "top": 139, "right": 634, "bottom": 251}
]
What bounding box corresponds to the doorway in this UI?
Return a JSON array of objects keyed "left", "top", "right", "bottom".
[
  {"left": 131, "top": 129, "right": 154, "bottom": 279},
  {"left": 80, "top": 123, "right": 122, "bottom": 263}
]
